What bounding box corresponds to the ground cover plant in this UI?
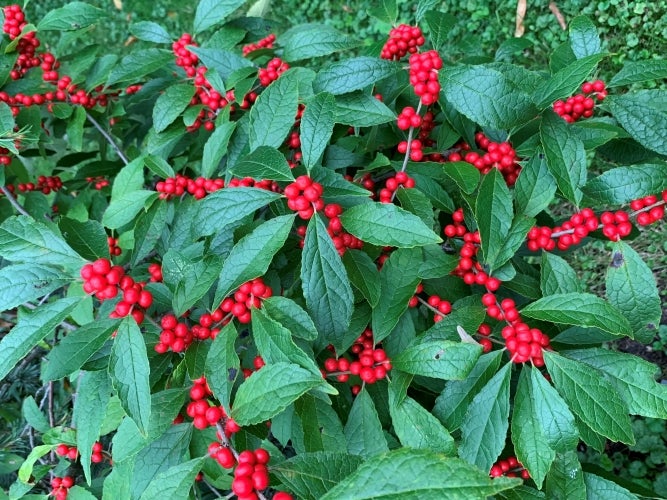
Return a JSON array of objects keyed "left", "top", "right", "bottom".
[{"left": 0, "top": 0, "right": 666, "bottom": 498}]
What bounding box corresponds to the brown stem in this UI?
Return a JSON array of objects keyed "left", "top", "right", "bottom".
[
  {"left": 85, "top": 112, "right": 129, "bottom": 165},
  {"left": 549, "top": 2, "right": 567, "bottom": 30},
  {"left": 0, "top": 185, "right": 31, "bottom": 216}
]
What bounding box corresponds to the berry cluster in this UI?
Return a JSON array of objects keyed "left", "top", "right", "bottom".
[
  {"left": 156, "top": 313, "right": 205, "bottom": 353},
  {"left": 527, "top": 208, "right": 599, "bottom": 252},
  {"left": 490, "top": 456, "right": 530, "bottom": 479},
  {"left": 86, "top": 176, "right": 110, "bottom": 190},
  {"left": 284, "top": 175, "right": 324, "bottom": 219},
  {"left": 448, "top": 227, "right": 500, "bottom": 292},
  {"left": 443, "top": 208, "right": 468, "bottom": 238},
  {"left": 107, "top": 236, "right": 121, "bottom": 257},
  {"left": 426, "top": 294, "right": 452, "bottom": 322},
  {"left": 242, "top": 355, "right": 266, "bottom": 379},
  {"left": 397, "top": 138, "right": 424, "bottom": 162},
  {"left": 148, "top": 263, "right": 163, "bottom": 282},
  {"left": 49, "top": 476, "right": 74, "bottom": 500},
  {"left": 2, "top": 4, "right": 27, "bottom": 39},
  {"left": 379, "top": 171, "right": 415, "bottom": 203},
  {"left": 408, "top": 283, "right": 424, "bottom": 307},
  {"left": 220, "top": 278, "right": 273, "bottom": 324},
  {"left": 380, "top": 24, "right": 425, "bottom": 60},
  {"left": 91, "top": 441, "right": 105, "bottom": 463},
  {"left": 324, "top": 203, "right": 363, "bottom": 255},
  {"left": 553, "top": 80, "right": 607, "bottom": 123},
  {"left": 258, "top": 57, "right": 289, "bottom": 86},
  {"left": 108, "top": 274, "right": 153, "bottom": 323},
  {"left": 632, "top": 192, "right": 667, "bottom": 226},
  {"left": 396, "top": 106, "right": 422, "bottom": 131},
  {"left": 408, "top": 50, "right": 442, "bottom": 105},
  {"left": 226, "top": 177, "right": 280, "bottom": 191},
  {"left": 476, "top": 323, "right": 493, "bottom": 353},
  {"left": 323, "top": 328, "right": 392, "bottom": 390},
  {"left": 448, "top": 133, "right": 521, "bottom": 185},
  {"left": 155, "top": 174, "right": 224, "bottom": 200},
  {"left": 230, "top": 449, "right": 273, "bottom": 499},
  {"left": 242, "top": 33, "right": 276, "bottom": 56},
  {"left": 7, "top": 175, "right": 63, "bottom": 194},
  {"left": 55, "top": 444, "right": 79, "bottom": 461},
  {"left": 600, "top": 210, "right": 633, "bottom": 241}
]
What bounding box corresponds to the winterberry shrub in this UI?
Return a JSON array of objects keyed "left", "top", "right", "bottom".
[{"left": 0, "top": 1, "right": 666, "bottom": 499}]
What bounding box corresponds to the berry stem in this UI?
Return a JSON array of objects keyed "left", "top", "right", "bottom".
[
  {"left": 85, "top": 112, "right": 129, "bottom": 165},
  {"left": 399, "top": 100, "right": 423, "bottom": 174},
  {"left": 0, "top": 184, "right": 31, "bottom": 217}
]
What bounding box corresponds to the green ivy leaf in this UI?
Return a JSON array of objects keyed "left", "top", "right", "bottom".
[
  {"left": 568, "top": 16, "right": 601, "bottom": 59},
  {"left": 521, "top": 292, "right": 632, "bottom": 336},
  {"left": 249, "top": 70, "right": 299, "bottom": 152},
  {"left": 459, "top": 362, "right": 511, "bottom": 472},
  {"left": 607, "top": 92, "right": 667, "bottom": 156},
  {"left": 301, "top": 92, "right": 336, "bottom": 170},
  {"left": 232, "top": 362, "right": 329, "bottom": 426},
  {"left": 321, "top": 448, "right": 521, "bottom": 499},
  {"left": 282, "top": 24, "right": 355, "bottom": 62},
  {"left": 393, "top": 341, "right": 482, "bottom": 380},
  {"left": 201, "top": 121, "right": 236, "bottom": 177},
  {"left": 0, "top": 298, "right": 80, "bottom": 380},
  {"left": 109, "top": 317, "right": 151, "bottom": 434},
  {"left": 313, "top": 57, "right": 400, "bottom": 95},
  {"left": 582, "top": 163, "right": 667, "bottom": 204},
  {"left": 334, "top": 92, "right": 396, "bottom": 127},
  {"left": 0, "top": 263, "right": 70, "bottom": 312},
  {"left": 514, "top": 151, "right": 557, "bottom": 217},
  {"left": 37, "top": 2, "right": 104, "bottom": 31},
  {"left": 544, "top": 351, "right": 634, "bottom": 444},
  {"left": 541, "top": 252, "right": 583, "bottom": 295},
  {"left": 301, "top": 215, "right": 354, "bottom": 351},
  {"left": 343, "top": 249, "right": 381, "bottom": 308},
  {"left": 193, "top": 0, "right": 245, "bottom": 33},
  {"left": 344, "top": 389, "right": 388, "bottom": 458},
  {"left": 232, "top": 145, "right": 295, "bottom": 182},
  {"left": 609, "top": 60, "right": 667, "bottom": 87},
  {"left": 475, "top": 168, "right": 513, "bottom": 271}
]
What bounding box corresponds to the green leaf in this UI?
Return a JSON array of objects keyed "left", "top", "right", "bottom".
[
  {"left": 111, "top": 156, "right": 146, "bottom": 199},
  {"left": 107, "top": 48, "right": 173, "bottom": 86},
  {"left": 521, "top": 292, "right": 633, "bottom": 336},
  {"left": 194, "top": 0, "right": 245, "bottom": 33},
  {"left": 606, "top": 241, "right": 661, "bottom": 342},
  {"left": 201, "top": 121, "right": 236, "bottom": 177},
  {"left": 145, "top": 155, "right": 175, "bottom": 179},
  {"left": 153, "top": 84, "right": 195, "bottom": 133},
  {"left": 59, "top": 218, "right": 108, "bottom": 261},
  {"left": 441, "top": 161, "right": 481, "bottom": 194},
  {"left": 492, "top": 216, "right": 535, "bottom": 270},
  {"left": 582, "top": 163, "right": 667, "bottom": 204},
  {"left": 393, "top": 341, "right": 482, "bottom": 380},
  {"left": 131, "top": 201, "right": 170, "bottom": 266},
  {"left": 546, "top": 451, "right": 587, "bottom": 500},
  {"left": 514, "top": 151, "right": 557, "bottom": 217},
  {"left": 609, "top": 60, "right": 667, "bottom": 87},
  {"left": 607, "top": 92, "right": 667, "bottom": 155},
  {"left": 396, "top": 187, "right": 434, "bottom": 228},
  {"left": 419, "top": 244, "right": 458, "bottom": 279},
  {"left": 301, "top": 215, "right": 353, "bottom": 351},
  {"left": 540, "top": 111, "right": 586, "bottom": 205},
  {"left": 389, "top": 394, "right": 455, "bottom": 455},
  {"left": 282, "top": 24, "right": 355, "bottom": 62},
  {"left": 532, "top": 53, "right": 606, "bottom": 109},
  {"left": 440, "top": 65, "right": 537, "bottom": 129},
  {"left": 544, "top": 351, "right": 634, "bottom": 444},
  {"left": 313, "top": 57, "right": 401, "bottom": 95},
  {"left": 310, "top": 166, "right": 374, "bottom": 200},
  {"left": 344, "top": 389, "right": 388, "bottom": 458},
  {"left": 458, "top": 362, "right": 511, "bottom": 472},
  {"left": 232, "top": 362, "right": 328, "bottom": 425},
  {"left": 424, "top": 11, "right": 456, "bottom": 51},
  {"left": 37, "top": 2, "right": 104, "bottom": 30},
  {"left": 371, "top": 247, "right": 422, "bottom": 342},
  {"left": 583, "top": 473, "right": 636, "bottom": 500},
  {"left": 512, "top": 367, "right": 555, "bottom": 489},
  {"left": 129, "top": 21, "right": 172, "bottom": 44},
  {"left": 343, "top": 249, "right": 381, "bottom": 307},
  {"left": 0, "top": 263, "right": 70, "bottom": 311},
  {"left": 249, "top": 70, "right": 299, "bottom": 152},
  {"left": 321, "top": 448, "right": 521, "bottom": 499},
  {"left": 301, "top": 92, "right": 336, "bottom": 170},
  {"left": 232, "top": 146, "right": 295, "bottom": 181},
  {"left": 22, "top": 396, "right": 49, "bottom": 433},
  {"left": 541, "top": 252, "right": 583, "bottom": 295},
  {"left": 140, "top": 457, "right": 204, "bottom": 500},
  {"left": 213, "top": 214, "right": 295, "bottom": 307},
  {"left": 171, "top": 254, "right": 222, "bottom": 316},
  {"left": 205, "top": 323, "right": 238, "bottom": 412},
  {"left": 568, "top": 16, "right": 601, "bottom": 59},
  {"left": 66, "top": 106, "right": 86, "bottom": 152},
  {"left": 475, "top": 168, "right": 512, "bottom": 271},
  {"left": 188, "top": 46, "right": 253, "bottom": 81},
  {"left": 43, "top": 319, "right": 119, "bottom": 380},
  {"left": 334, "top": 92, "right": 396, "bottom": 127},
  {"left": 368, "top": 0, "right": 397, "bottom": 24},
  {"left": 73, "top": 371, "right": 110, "bottom": 485},
  {"left": 433, "top": 350, "right": 503, "bottom": 431},
  {"left": 0, "top": 215, "right": 84, "bottom": 272},
  {"left": 340, "top": 202, "right": 441, "bottom": 248},
  {"left": 262, "top": 297, "right": 319, "bottom": 341},
  {"left": 0, "top": 298, "right": 80, "bottom": 380},
  {"left": 102, "top": 190, "right": 158, "bottom": 230},
  {"left": 109, "top": 317, "right": 151, "bottom": 434},
  {"left": 18, "top": 445, "right": 53, "bottom": 483}
]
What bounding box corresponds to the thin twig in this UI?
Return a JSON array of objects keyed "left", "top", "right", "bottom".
[
  {"left": 85, "top": 112, "right": 129, "bottom": 165},
  {"left": 0, "top": 185, "right": 31, "bottom": 216},
  {"left": 515, "top": 0, "right": 527, "bottom": 37},
  {"left": 549, "top": 2, "right": 567, "bottom": 30},
  {"left": 202, "top": 479, "right": 223, "bottom": 498}
]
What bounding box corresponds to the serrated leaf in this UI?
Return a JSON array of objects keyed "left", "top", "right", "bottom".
[
  {"left": 132, "top": 201, "right": 170, "bottom": 266},
  {"left": 0, "top": 298, "right": 80, "bottom": 380},
  {"left": 607, "top": 92, "right": 667, "bottom": 155},
  {"left": 60, "top": 218, "right": 109, "bottom": 261},
  {"left": 390, "top": 394, "right": 455, "bottom": 454},
  {"left": 441, "top": 161, "right": 481, "bottom": 194},
  {"left": 512, "top": 367, "right": 555, "bottom": 488},
  {"left": 424, "top": 11, "right": 456, "bottom": 51},
  {"left": 301, "top": 215, "right": 353, "bottom": 351},
  {"left": 521, "top": 292, "right": 633, "bottom": 336},
  {"left": 568, "top": 16, "right": 601, "bottom": 59},
  {"left": 109, "top": 317, "right": 151, "bottom": 434},
  {"left": 107, "top": 48, "right": 173, "bottom": 86},
  {"left": 418, "top": 244, "right": 458, "bottom": 279},
  {"left": 515, "top": 152, "right": 557, "bottom": 217},
  {"left": 272, "top": 452, "right": 364, "bottom": 500},
  {"left": 310, "top": 166, "right": 373, "bottom": 200},
  {"left": 343, "top": 249, "right": 381, "bottom": 307},
  {"left": 301, "top": 92, "right": 336, "bottom": 170},
  {"left": 609, "top": 60, "right": 667, "bottom": 87},
  {"left": 43, "top": 319, "right": 119, "bottom": 380},
  {"left": 213, "top": 214, "right": 294, "bottom": 307},
  {"left": 201, "top": 121, "right": 236, "bottom": 177},
  {"left": 166, "top": 252, "right": 222, "bottom": 316},
  {"left": 533, "top": 53, "right": 606, "bottom": 109},
  {"left": 313, "top": 57, "right": 400, "bottom": 95},
  {"left": 396, "top": 187, "right": 434, "bottom": 227},
  {"left": 189, "top": 46, "right": 253, "bottom": 82},
  {"left": 37, "top": 2, "right": 103, "bottom": 31},
  {"left": 582, "top": 163, "right": 667, "bottom": 204},
  {"left": 321, "top": 448, "right": 521, "bottom": 499},
  {"left": 22, "top": 396, "right": 49, "bottom": 433},
  {"left": 205, "top": 323, "right": 238, "bottom": 412},
  {"left": 371, "top": 247, "right": 422, "bottom": 342},
  {"left": 0, "top": 263, "right": 70, "bottom": 312},
  {"left": 249, "top": 71, "right": 299, "bottom": 152},
  {"left": 544, "top": 351, "right": 634, "bottom": 444},
  {"left": 334, "top": 92, "right": 396, "bottom": 127},
  {"left": 475, "top": 168, "right": 512, "bottom": 270},
  {"left": 546, "top": 451, "right": 587, "bottom": 500},
  {"left": 583, "top": 473, "right": 636, "bottom": 499},
  {"left": 393, "top": 340, "right": 482, "bottom": 380},
  {"left": 368, "top": 0, "right": 397, "bottom": 24},
  {"left": 262, "top": 297, "right": 319, "bottom": 341},
  {"left": 458, "top": 362, "right": 511, "bottom": 472},
  {"left": 140, "top": 457, "right": 204, "bottom": 500},
  {"left": 153, "top": 84, "right": 195, "bottom": 133},
  {"left": 492, "top": 216, "right": 535, "bottom": 270},
  {"left": 344, "top": 389, "right": 388, "bottom": 458},
  {"left": 440, "top": 65, "right": 537, "bottom": 129},
  {"left": 103, "top": 190, "right": 157, "bottom": 229},
  {"left": 129, "top": 21, "right": 172, "bottom": 44},
  {"left": 282, "top": 24, "right": 355, "bottom": 62},
  {"left": 541, "top": 252, "right": 583, "bottom": 295},
  {"left": 194, "top": 0, "right": 245, "bottom": 33},
  {"left": 340, "top": 202, "right": 441, "bottom": 248},
  {"left": 233, "top": 146, "right": 295, "bottom": 181},
  {"left": 232, "top": 362, "right": 328, "bottom": 425}
]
